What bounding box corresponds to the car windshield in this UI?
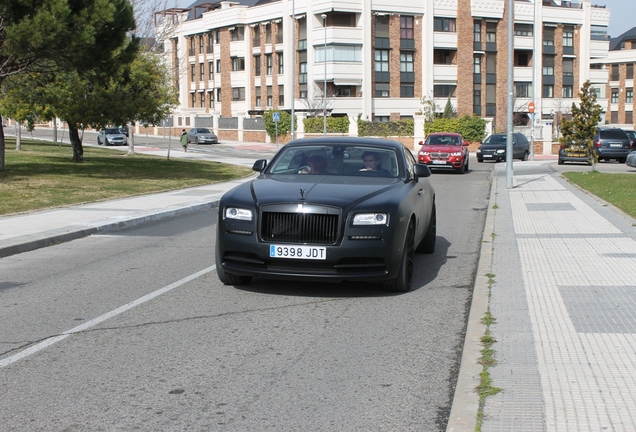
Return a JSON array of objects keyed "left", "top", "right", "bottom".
[
  {"left": 483, "top": 135, "right": 507, "bottom": 144},
  {"left": 426, "top": 135, "right": 460, "bottom": 145},
  {"left": 266, "top": 144, "right": 400, "bottom": 178},
  {"left": 105, "top": 128, "right": 120, "bottom": 134},
  {"left": 195, "top": 128, "right": 212, "bottom": 133}
]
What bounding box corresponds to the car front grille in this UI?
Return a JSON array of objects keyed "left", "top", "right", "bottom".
[
  {"left": 261, "top": 211, "right": 340, "bottom": 245},
  {"left": 431, "top": 152, "right": 450, "bottom": 159}
]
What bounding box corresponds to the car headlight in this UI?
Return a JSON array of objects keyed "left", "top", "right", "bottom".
[
  {"left": 419, "top": 151, "right": 430, "bottom": 156},
  {"left": 496, "top": 149, "right": 506, "bottom": 154},
  {"left": 353, "top": 213, "right": 388, "bottom": 225},
  {"left": 225, "top": 207, "right": 253, "bottom": 221},
  {"left": 450, "top": 151, "right": 463, "bottom": 156}
]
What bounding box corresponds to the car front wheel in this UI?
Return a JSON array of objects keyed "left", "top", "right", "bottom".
[
  {"left": 216, "top": 266, "right": 252, "bottom": 286},
  {"left": 384, "top": 222, "right": 415, "bottom": 293}
]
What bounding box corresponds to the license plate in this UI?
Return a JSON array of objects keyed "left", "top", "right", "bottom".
[
  {"left": 483, "top": 155, "right": 493, "bottom": 158},
  {"left": 270, "top": 245, "right": 326, "bottom": 260},
  {"left": 432, "top": 160, "right": 447, "bottom": 164},
  {"left": 610, "top": 143, "right": 623, "bottom": 147},
  {"left": 567, "top": 153, "right": 585, "bottom": 157}
]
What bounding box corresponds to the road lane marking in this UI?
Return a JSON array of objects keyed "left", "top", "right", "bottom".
[{"left": 0, "top": 265, "right": 215, "bottom": 369}]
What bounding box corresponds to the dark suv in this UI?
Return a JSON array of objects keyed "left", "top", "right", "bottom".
[
  {"left": 476, "top": 132, "right": 530, "bottom": 162},
  {"left": 594, "top": 128, "right": 631, "bottom": 163}
]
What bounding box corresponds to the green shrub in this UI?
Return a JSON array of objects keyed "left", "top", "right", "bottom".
[
  {"left": 264, "top": 110, "right": 296, "bottom": 140},
  {"left": 424, "top": 115, "right": 487, "bottom": 143},
  {"left": 358, "top": 118, "right": 414, "bottom": 137},
  {"left": 304, "top": 116, "right": 350, "bottom": 133}
]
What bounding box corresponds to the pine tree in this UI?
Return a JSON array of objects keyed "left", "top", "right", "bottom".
[
  {"left": 442, "top": 97, "right": 457, "bottom": 119},
  {"left": 559, "top": 80, "right": 602, "bottom": 169}
]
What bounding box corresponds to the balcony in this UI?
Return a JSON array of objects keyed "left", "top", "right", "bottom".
[
  {"left": 433, "top": 64, "right": 457, "bottom": 82},
  {"left": 434, "top": 32, "right": 457, "bottom": 49}
]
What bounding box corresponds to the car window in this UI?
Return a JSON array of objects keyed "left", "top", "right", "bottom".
[
  {"left": 600, "top": 130, "right": 628, "bottom": 139},
  {"left": 105, "top": 128, "right": 120, "bottom": 134},
  {"left": 484, "top": 134, "right": 507, "bottom": 144},
  {"left": 196, "top": 128, "right": 211, "bottom": 133},
  {"left": 267, "top": 145, "right": 399, "bottom": 177},
  {"left": 426, "top": 135, "right": 459, "bottom": 145}
]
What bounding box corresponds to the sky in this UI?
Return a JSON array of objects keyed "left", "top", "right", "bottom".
[{"left": 601, "top": 0, "right": 636, "bottom": 38}]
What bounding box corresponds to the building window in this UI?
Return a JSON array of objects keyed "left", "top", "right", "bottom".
[
  {"left": 563, "top": 58, "right": 574, "bottom": 76},
  {"left": 434, "top": 49, "right": 455, "bottom": 65},
  {"left": 562, "top": 85, "right": 573, "bottom": 98},
  {"left": 434, "top": 17, "right": 456, "bottom": 32},
  {"left": 267, "top": 86, "right": 273, "bottom": 106},
  {"left": 474, "top": 20, "right": 481, "bottom": 42},
  {"left": 591, "top": 25, "right": 608, "bottom": 41},
  {"left": 376, "top": 15, "right": 389, "bottom": 38},
  {"left": 266, "top": 54, "right": 272, "bottom": 75},
  {"left": 190, "top": 92, "right": 196, "bottom": 108},
  {"left": 335, "top": 86, "right": 352, "bottom": 97},
  {"left": 400, "top": 85, "right": 414, "bottom": 98},
  {"left": 265, "top": 23, "right": 272, "bottom": 44},
  {"left": 611, "top": 64, "right": 619, "bottom": 81},
  {"left": 232, "top": 57, "right": 245, "bottom": 71},
  {"left": 400, "top": 16, "right": 414, "bottom": 39},
  {"left": 400, "top": 52, "right": 414, "bottom": 82},
  {"left": 375, "top": 50, "right": 389, "bottom": 72},
  {"left": 563, "top": 26, "right": 574, "bottom": 47},
  {"left": 611, "top": 89, "right": 619, "bottom": 103},
  {"left": 514, "top": 23, "right": 533, "bottom": 37},
  {"left": 190, "top": 64, "right": 195, "bottom": 82},
  {"left": 208, "top": 90, "right": 214, "bottom": 108},
  {"left": 279, "top": 84, "right": 284, "bottom": 105},
  {"left": 216, "top": 59, "right": 221, "bottom": 73},
  {"left": 375, "top": 83, "right": 389, "bottom": 97},
  {"left": 232, "top": 87, "right": 245, "bottom": 101},
  {"left": 543, "top": 26, "right": 555, "bottom": 46},
  {"left": 278, "top": 52, "right": 284, "bottom": 74},
  {"left": 209, "top": 61, "right": 214, "bottom": 80},
  {"left": 543, "top": 56, "right": 554, "bottom": 75},
  {"left": 486, "top": 21, "right": 497, "bottom": 43},
  {"left": 486, "top": 84, "right": 496, "bottom": 115},
  {"left": 231, "top": 26, "right": 245, "bottom": 42},
  {"left": 542, "top": 85, "right": 554, "bottom": 98},
  {"left": 254, "top": 55, "right": 261, "bottom": 76},
  {"left": 434, "top": 85, "right": 456, "bottom": 97},
  {"left": 317, "top": 45, "right": 362, "bottom": 62},
  {"left": 611, "top": 111, "right": 618, "bottom": 123},
  {"left": 627, "top": 89, "right": 634, "bottom": 103},
  {"left": 215, "top": 30, "right": 220, "bottom": 44},
  {"left": 473, "top": 56, "right": 481, "bottom": 74},
  {"left": 486, "top": 53, "right": 496, "bottom": 74},
  {"left": 514, "top": 51, "right": 530, "bottom": 67},
  {"left": 299, "top": 61, "right": 307, "bottom": 84},
  {"left": 473, "top": 86, "right": 482, "bottom": 115},
  {"left": 253, "top": 26, "right": 261, "bottom": 46},
  {"left": 199, "top": 63, "right": 204, "bottom": 81},
  {"left": 626, "top": 111, "right": 633, "bottom": 124},
  {"left": 276, "top": 22, "right": 283, "bottom": 44},
  {"left": 199, "top": 91, "right": 205, "bottom": 107},
  {"left": 198, "top": 35, "right": 204, "bottom": 52},
  {"left": 627, "top": 64, "right": 634, "bottom": 80},
  {"left": 515, "top": 82, "right": 532, "bottom": 98},
  {"left": 255, "top": 86, "right": 261, "bottom": 107},
  {"left": 216, "top": 88, "right": 221, "bottom": 102}
]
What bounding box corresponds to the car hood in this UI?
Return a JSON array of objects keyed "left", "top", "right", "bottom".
[
  {"left": 478, "top": 143, "right": 506, "bottom": 149},
  {"left": 420, "top": 145, "right": 462, "bottom": 153},
  {"left": 228, "top": 175, "right": 402, "bottom": 209}
]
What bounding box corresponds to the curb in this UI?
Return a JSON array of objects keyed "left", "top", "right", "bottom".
[{"left": 446, "top": 169, "right": 497, "bottom": 431}]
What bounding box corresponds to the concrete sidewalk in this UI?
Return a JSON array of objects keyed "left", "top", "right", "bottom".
[{"left": 448, "top": 161, "right": 636, "bottom": 431}]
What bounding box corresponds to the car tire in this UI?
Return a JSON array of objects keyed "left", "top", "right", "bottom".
[
  {"left": 477, "top": 158, "right": 483, "bottom": 163},
  {"left": 384, "top": 222, "right": 415, "bottom": 293},
  {"left": 558, "top": 157, "right": 564, "bottom": 165},
  {"left": 618, "top": 157, "right": 627, "bottom": 164},
  {"left": 217, "top": 266, "right": 252, "bottom": 285},
  {"left": 416, "top": 204, "right": 436, "bottom": 254},
  {"left": 465, "top": 156, "right": 469, "bottom": 171},
  {"left": 521, "top": 151, "right": 528, "bottom": 161}
]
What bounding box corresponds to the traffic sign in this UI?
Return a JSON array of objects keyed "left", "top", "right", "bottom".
[
  {"left": 528, "top": 102, "right": 535, "bottom": 113},
  {"left": 273, "top": 112, "right": 280, "bottom": 123}
]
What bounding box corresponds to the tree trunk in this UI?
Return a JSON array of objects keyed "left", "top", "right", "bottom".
[
  {"left": 16, "top": 124, "right": 22, "bottom": 151},
  {"left": 68, "top": 124, "right": 84, "bottom": 162},
  {"left": 0, "top": 116, "right": 5, "bottom": 172}
]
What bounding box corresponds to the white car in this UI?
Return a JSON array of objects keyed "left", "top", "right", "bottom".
[
  {"left": 626, "top": 150, "right": 636, "bottom": 168},
  {"left": 97, "top": 128, "right": 128, "bottom": 146}
]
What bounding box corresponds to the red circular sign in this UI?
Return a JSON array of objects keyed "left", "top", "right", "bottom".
[{"left": 528, "top": 102, "right": 535, "bottom": 113}]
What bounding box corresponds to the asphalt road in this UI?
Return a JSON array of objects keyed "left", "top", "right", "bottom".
[{"left": 0, "top": 157, "right": 492, "bottom": 430}]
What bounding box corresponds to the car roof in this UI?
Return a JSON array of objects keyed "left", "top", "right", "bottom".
[{"left": 428, "top": 132, "right": 461, "bottom": 137}]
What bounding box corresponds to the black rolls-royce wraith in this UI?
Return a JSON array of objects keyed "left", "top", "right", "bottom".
[{"left": 215, "top": 137, "right": 436, "bottom": 292}]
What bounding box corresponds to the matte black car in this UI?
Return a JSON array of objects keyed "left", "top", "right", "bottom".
[
  {"left": 476, "top": 132, "right": 530, "bottom": 162},
  {"left": 216, "top": 137, "right": 437, "bottom": 293},
  {"left": 97, "top": 128, "right": 127, "bottom": 146},
  {"left": 593, "top": 128, "right": 631, "bottom": 163},
  {"left": 187, "top": 127, "right": 218, "bottom": 144}
]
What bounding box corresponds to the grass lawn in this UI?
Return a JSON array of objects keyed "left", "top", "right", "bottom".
[
  {"left": 0, "top": 138, "right": 253, "bottom": 216},
  {"left": 562, "top": 171, "right": 636, "bottom": 219}
]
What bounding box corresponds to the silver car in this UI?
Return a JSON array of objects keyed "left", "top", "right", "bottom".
[
  {"left": 187, "top": 127, "right": 218, "bottom": 144},
  {"left": 97, "top": 128, "right": 128, "bottom": 146},
  {"left": 626, "top": 150, "right": 636, "bottom": 168}
]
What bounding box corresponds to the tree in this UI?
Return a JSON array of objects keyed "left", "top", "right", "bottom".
[
  {"left": 442, "top": 97, "right": 457, "bottom": 119},
  {"left": 558, "top": 80, "right": 602, "bottom": 169}
]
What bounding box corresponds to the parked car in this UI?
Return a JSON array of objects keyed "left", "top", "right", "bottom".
[
  {"left": 626, "top": 149, "right": 636, "bottom": 168},
  {"left": 621, "top": 129, "right": 636, "bottom": 149},
  {"left": 97, "top": 128, "right": 127, "bottom": 146},
  {"left": 215, "top": 137, "right": 437, "bottom": 293},
  {"left": 417, "top": 132, "right": 470, "bottom": 173},
  {"left": 187, "top": 127, "right": 218, "bottom": 144},
  {"left": 558, "top": 141, "right": 591, "bottom": 165},
  {"left": 476, "top": 132, "right": 529, "bottom": 162},
  {"left": 593, "top": 128, "right": 631, "bottom": 163}
]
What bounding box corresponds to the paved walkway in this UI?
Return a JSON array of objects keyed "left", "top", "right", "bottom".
[
  {"left": 3, "top": 145, "right": 636, "bottom": 431},
  {"left": 449, "top": 161, "right": 636, "bottom": 431}
]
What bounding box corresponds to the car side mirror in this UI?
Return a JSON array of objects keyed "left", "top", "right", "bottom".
[
  {"left": 414, "top": 163, "right": 431, "bottom": 179},
  {"left": 418, "top": 140, "right": 424, "bottom": 145},
  {"left": 463, "top": 140, "right": 469, "bottom": 146},
  {"left": 252, "top": 159, "right": 267, "bottom": 172}
]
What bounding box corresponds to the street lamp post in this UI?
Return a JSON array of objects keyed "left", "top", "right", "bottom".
[{"left": 322, "top": 13, "right": 327, "bottom": 136}]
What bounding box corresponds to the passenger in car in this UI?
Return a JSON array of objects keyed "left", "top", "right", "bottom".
[{"left": 360, "top": 151, "right": 390, "bottom": 175}]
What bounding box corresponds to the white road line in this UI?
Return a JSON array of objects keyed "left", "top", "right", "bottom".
[{"left": 0, "top": 265, "right": 215, "bottom": 369}]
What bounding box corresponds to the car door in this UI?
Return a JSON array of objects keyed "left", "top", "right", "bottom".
[{"left": 404, "top": 150, "right": 430, "bottom": 242}]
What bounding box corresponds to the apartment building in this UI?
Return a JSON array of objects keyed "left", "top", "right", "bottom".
[
  {"left": 592, "top": 27, "right": 636, "bottom": 127},
  {"left": 155, "top": 0, "right": 611, "bottom": 147}
]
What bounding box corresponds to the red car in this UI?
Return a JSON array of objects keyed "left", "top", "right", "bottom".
[{"left": 418, "top": 132, "right": 470, "bottom": 173}]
